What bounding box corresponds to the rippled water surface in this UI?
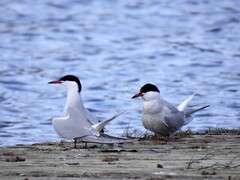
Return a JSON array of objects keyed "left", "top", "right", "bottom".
[{"left": 1, "top": 0, "right": 240, "bottom": 146}]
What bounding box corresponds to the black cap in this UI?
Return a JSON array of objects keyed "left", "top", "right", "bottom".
[
  {"left": 140, "top": 83, "right": 160, "bottom": 93},
  {"left": 60, "top": 75, "right": 82, "bottom": 92}
]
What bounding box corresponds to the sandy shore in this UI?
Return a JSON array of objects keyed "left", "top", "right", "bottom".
[{"left": 0, "top": 133, "right": 240, "bottom": 180}]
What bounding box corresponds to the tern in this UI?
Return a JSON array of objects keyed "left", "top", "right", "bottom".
[
  {"left": 48, "top": 75, "right": 134, "bottom": 148},
  {"left": 132, "top": 83, "right": 210, "bottom": 137}
]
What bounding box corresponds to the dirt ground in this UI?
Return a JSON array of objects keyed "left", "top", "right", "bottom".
[{"left": 0, "top": 133, "right": 239, "bottom": 180}]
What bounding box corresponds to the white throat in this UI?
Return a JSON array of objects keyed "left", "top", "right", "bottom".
[
  {"left": 142, "top": 92, "right": 163, "bottom": 113},
  {"left": 66, "top": 88, "right": 83, "bottom": 108},
  {"left": 62, "top": 81, "right": 84, "bottom": 112}
]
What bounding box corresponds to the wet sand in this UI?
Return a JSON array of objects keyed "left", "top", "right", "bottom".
[{"left": 0, "top": 134, "right": 239, "bottom": 179}]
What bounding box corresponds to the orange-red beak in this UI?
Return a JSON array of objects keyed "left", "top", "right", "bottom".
[
  {"left": 48, "top": 80, "right": 62, "bottom": 84},
  {"left": 132, "top": 93, "right": 144, "bottom": 99}
]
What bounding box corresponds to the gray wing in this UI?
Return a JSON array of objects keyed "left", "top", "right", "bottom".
[
  {"left": 52, "top": 114, "right": 96, "bottom": 140},
  {"left": 74, "top": 133, "right": 137, "bottom": 144},
  {"left": 63, "top": 105, "right": 98, "bottom": 126},
  {"left": 184, "top": 105, "right": 210, "bottom": 125},
  {"left": 53, "top": 107, "right": 100, "bottom": 140},
  {"left": 64, "top": 107, "right": 99, "bottom": 137},
  {"left": 85, "top": 108, "right": 99, "bottom": 125},
  {"left": 162, "top": 100, "right": 186, "bottom": 131}
]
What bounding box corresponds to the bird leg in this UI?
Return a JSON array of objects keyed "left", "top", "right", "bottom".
[
  {"left": 153, "top": 133, "right": 171, "bottom": 142},
  {"left": 84, "top": 142, "right": 88, "bottom": 149},
  {"left": 164, "top": 135, "right": 171, "bottom": 142},
  {"left": 73, "top": 139, "right": 77, "bottom": 149},
  {"left": 153, "top": 133, "right": 158, "bottom": 141}
]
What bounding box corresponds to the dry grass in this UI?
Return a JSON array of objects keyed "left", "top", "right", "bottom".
[{"left": 122, "top": 126, "right": 240, "bottom": 141}]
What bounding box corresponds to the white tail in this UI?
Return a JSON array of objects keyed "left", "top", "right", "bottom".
[
  {"left": 177, "top": 92, "right": 197, "bottom": 112},
  {"left": 186, "top": 105, "right": 210, "bottom": 116},
  {"left": 184, "top": 105, "right": 210, "bottom": 125}
]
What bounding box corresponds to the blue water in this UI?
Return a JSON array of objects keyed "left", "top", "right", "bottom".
[{"left": 1, "top": 0, "right": 240, "bottom": 146}]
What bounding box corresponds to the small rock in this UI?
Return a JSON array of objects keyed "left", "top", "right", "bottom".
[
  {"left": 102, "top": 157, "right": 119, "bottom": 162},
  {"left": 157, "top": 164, "right": 163, "bottom": 168},
  {"left": 127, "top": 149, "right": 138, "bottom": 152},
  {"left": 100, "top": 149, "right": 120, "bottom": 153},
  {"left": 202, "top": 170, "right": 216, "bottom": 175},
  {"left": 5, "top": 156, "right": 25, "bottom": 162},
  {"left": 3, "top": 152, "right": 15, "bottom": 156},
  {"left": 89, "top": 145, "right": 98, "bottom": 149},
  {"left": 65, "top": 162, "right": 80, "bottom": 165}
]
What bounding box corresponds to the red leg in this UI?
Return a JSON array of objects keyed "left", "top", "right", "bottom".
[{"left": 73, "top": 139, "right": 77, "bottom": 149}]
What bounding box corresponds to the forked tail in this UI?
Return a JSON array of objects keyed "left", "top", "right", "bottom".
[
  {"left": 186, "top": 105, "right": 210, "bottom": 117},
  {"left": 178, "top": 92, "right": 197, "bottom": 111},
  {"left": 92, "top": 111, "right": 126, "bottom": 132}
]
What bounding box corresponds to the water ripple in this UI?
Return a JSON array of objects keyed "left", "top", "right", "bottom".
[{"left": 0, "top": 0, "right": 240, "bottom": 146}]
